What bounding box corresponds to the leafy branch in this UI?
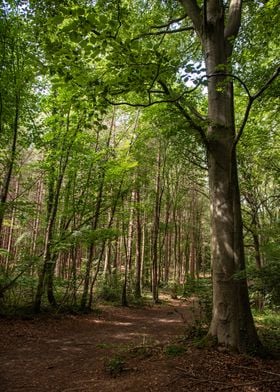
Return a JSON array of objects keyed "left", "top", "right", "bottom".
[{"left": 234, "top": 65, "right": 280, "bottom": 148}]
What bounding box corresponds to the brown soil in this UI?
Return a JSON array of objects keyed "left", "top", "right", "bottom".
[{"left": 0, "top": 297, "right": 279, "bottom": 392}]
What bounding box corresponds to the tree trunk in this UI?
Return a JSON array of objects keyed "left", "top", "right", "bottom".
[
  {"left": 134, "top": 188, "right": 142, "bottom": 298},
  {"left": 205, "top": 7, "right": 261, "bottom": 352},
  {"left": 87, "top": 184, "right": 121, "bottom": 309},
  {"left": 179, "top": 0, "right": 262, "bottom": 352},
  {"left": 0, "top": 93, "right": 20, "bottom": 238},
  {"left": 152, "top": 148, "right": 163, "bottom": 303}
]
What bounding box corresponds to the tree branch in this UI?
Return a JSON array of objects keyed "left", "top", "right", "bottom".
[
  {"left": 181, "top": 147, "right": 208, "bottom": 170},
  {"left": 131, "top": 26, "right": 193, "bottom": 42},
  {"left": 204, "top": 67, "right": 279, "bottom": 149},
  {"left": 207, "top": 72, "right": 251, "bottom": 98},
  {"left": 224, "top": 0, "right": 242, "bottom": 39},
  {"left": 151, "top": 13, "right": 188, "bottom": 29},
  {"left": 233, "top": 65, "right": 280, "bottom": 148},
  {"left": 252, "top": 65, "right": 280, "bottom": 100},
  {"left": 233, "top": 97, "right": 253, "bottom": 147},
  {"left": 179, "top": 0, "right": 203, "bottom": 37},
  {"left": 174, "top": 101, "right": 208, "bottom": 146},
  {"left": 103, "top": 96, "right": 184, "bottom": 108},
  {"left": 158, "top": 79, "right": 207, "bottom": 145}
]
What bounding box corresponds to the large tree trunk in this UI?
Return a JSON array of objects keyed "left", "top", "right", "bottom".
[
  {"left": 207, "top": 137, "right": 260, "bottom": 351},
  {"left": 179, "top": 0, "right": 262, "bottom": 352},
  {"left": 205, "top": 8, "right": 260, "bottom": 352}
]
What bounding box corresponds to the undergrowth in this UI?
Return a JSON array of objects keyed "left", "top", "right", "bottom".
[{"left": 253, "top": 309, "right": 280, "bottom": 356}]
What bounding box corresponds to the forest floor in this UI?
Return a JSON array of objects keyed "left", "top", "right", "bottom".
[{"left": 0, "top": 296, "right": 280, "bottom": 392}]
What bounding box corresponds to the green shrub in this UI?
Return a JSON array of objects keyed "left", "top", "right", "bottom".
[
  {"left": 245, "top": 261, "right": 280, "bottom": 309},
  {"left": 104, "top": 356, "right": 125, "bottom": 377},
  {"left": 253, "top": 309, "right": 280, "bottom": 355},
  {"left": 96, "top": 275, "right": 122, "bottom": 303}
]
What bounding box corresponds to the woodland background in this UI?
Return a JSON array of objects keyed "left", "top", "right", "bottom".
[{"left": 0, "top": 0, "right": 279, "bottom": 339}]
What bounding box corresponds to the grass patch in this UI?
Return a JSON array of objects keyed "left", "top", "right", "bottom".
[{"left": 164, "top": 344, "right": 186, "bottom": 357}]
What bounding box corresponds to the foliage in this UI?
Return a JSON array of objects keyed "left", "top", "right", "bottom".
[
  {"left": 0, "top": 2, "right": 278, "bottom": 355},
  {"left": 96, "top": 275, "right": 123, "bottom": 303},
  {"left": 249, "top": 261, "right": 280, "bottom": 309},
  {"left": 253, "top": 309, "right": 280, "bottom": 356}
]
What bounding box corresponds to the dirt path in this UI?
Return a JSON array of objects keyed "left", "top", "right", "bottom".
[{"left": 0, "top": 298, "right": 279, "bottom": 392}]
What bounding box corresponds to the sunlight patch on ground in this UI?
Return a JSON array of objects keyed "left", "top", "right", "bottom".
[
  {"left": 90, "top": 319, "right": 133, "bottom": 327},
  {"left": 157, "top": 318, "right": 181, "bottom": 324}
]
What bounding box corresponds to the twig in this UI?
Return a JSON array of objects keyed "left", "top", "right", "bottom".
[
  {"left": 232, "top": 365, "right": 280, "bottom": 378},
  {"left": 175, "top": 367, "right": 223, "bottom": 382},
  {"left": 222, "top": 379, "right": 280, "bottom": 389},
  {"left": 176, "top": 366, "right": 280, "bottom": 390}
]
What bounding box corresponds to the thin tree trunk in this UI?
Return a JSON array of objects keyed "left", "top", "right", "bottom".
[
  {"left": 87, "top": 182, "right": 122, "bottom": 309},
  {"left": 152, "top": 147, "right": 163, "bottom": 303},
  {"left": 121, "top": 191, "right": 134, "bottom": 307},
  {"left": 34, "top": 109, "right": 78, "bottom": 312},
  {"left": 0, "top": 93, "right": 20, "bottom": 239},
  {"left": 4, "top": 179, "right": 19, "bottom": 272},
  {"left": 80, "top": 177, "right": 104, "bottom": 310},
  {"left": 134, "top": 188, "right": 142, "bottom": 298}
]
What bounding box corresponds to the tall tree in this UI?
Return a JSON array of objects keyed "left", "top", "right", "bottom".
[
  {"left": 88, "top": 0, "right": 278, "bottom": 351},
  {"left": 177, "top": 0, "right": 262, "bottom": 352}
]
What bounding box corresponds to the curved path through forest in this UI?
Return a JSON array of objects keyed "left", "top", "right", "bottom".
[{"left": 0, "top": 297, "right": 279, "bottom": 392}]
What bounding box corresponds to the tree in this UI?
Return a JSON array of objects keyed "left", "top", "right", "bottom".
[
  {"left": 0, "top": 3, "right": 37, "bottom": 241},
  {"left": 177, "top": 0, "right": 274, "bottom": 353}
]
